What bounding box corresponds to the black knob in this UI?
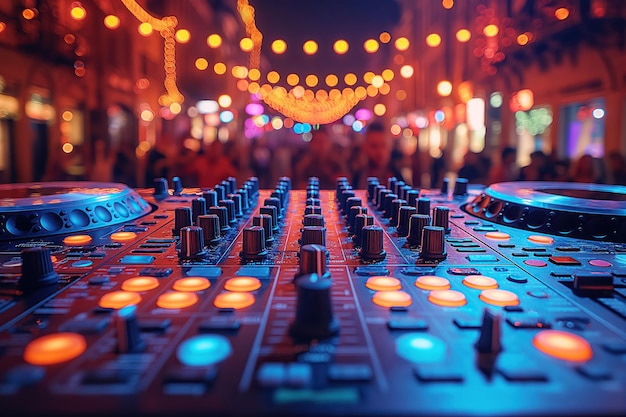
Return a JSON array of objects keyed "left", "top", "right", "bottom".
[
  {"left": 416, "top": 198, "right": 431, "bottom": 215},
  {"left": 304, "top": 205, "right": 322, "bottom": 215},
  {"left": 407, "top": 214, "right": 431, "bottom": 247},
  {"left": 173, "top": 207, "right": 192, "bottom": 236},
  {"left": 208, "top": 206, "right": 231, "bottom": 234},
  {"left": 241, "top": 226, "right": 268, "bottom": 261},
  {"left": 382, "top": 193, "right": 398, "bottom": 218},
  {"left": 153, "top": 177, "right": 169, "bottom": 197},
  {"left": 116, "top": 305, "right": 145, "bottom": 353},
  {"left": 228, "top": 193, "right": 244, "bottom": 218},
  {"left": 454, "top": 178, "right": 469, "bottom": 196},
  {"left": 432, "top": 206, "right": 450, "bottom": 232},
  {"left": 237, "top": 188, "right": 250, "bottom": 212},
  {"left": 264, "top": 197, "right": 282, "bottom": 219},
  {"left": 303, "top": 214, "right": 325, "bottom": 227},
  {"left": 306, "top": 197, "right": 321, "bottom": 207},
  {"left": 360, "top": 225, "right": 386, "bottom": 261},
  {"left": 419, "top": 226, "right": 447, "bottom": 260},
  {"left": 300, "top": 226, "right": 326, "bottom": 247},
  {"left": 202, "top": 190, "right": 218, "bottom": 208},
  {"left": 197, "top": 214, "right": 221, "bottom": 245},
  {"left": 221, "top": 179, "right": 232, "bottom": 195},
  {"left": 179, "top": 226, "right": 207, "bottom": 260},
  {"left": 260, "top": 205, "right": 279, "bottom": 231},
  {"left": 405, "top": 189, "right": 420, "bottom": 207},
  {"left": 191, "top": 197, "right": 207, "bottom": 225},
  {"left": 377, "top": 189, "right": 392, "bottom": 211},
  {"left": 367, "top": 179, "right": 380, "bottom": 202},
  {"left": 372, "top": 184, "right": 385, "bottom": 206},
  {"left": 253, "top": 214, "right": 274, "bottom": 245},
  {"left": 307, "top": 188, "right": 320, "bottom": 199},
  {"left": 289, "top": 273, "right": 339, "bottom": 341},
  {"left": 441, "top": 177, "right": 450, "bottom": 194},
  {"left": 389, "top": 199, "right": 407, "bottom": 227},
  {"left": 348, "top": 206, "right": 367, "bottom": 233},
  {"left": 401, "top": 184, "right": 412, "bottom": 201},
  {"left": 214, "top": 184, "right": 226, "bottom": 201},
  {"left": 218, "top": 199, "right": 237, "bottom": 225},
  {"left": 247, "top": 177, "right": 259, "bottom": 196},
  {"left": 353, "top": 214, "right": 374, "bottom": 248},
  {"left": 172, "top": 176, "right": 183, "bottom": 196},
  {"left": 280, "top": 176, "right": 292, "bottom": 191},
  {"left": 387, "top": 177, "right": 398, "bottom": 193},
  {"left": 19, "top": 247, "right": 59, "bottom": 292},
  {"left": 394, "top": 180, "right": 405, "bottom": 196},
  {"left": 298, "top": 244, "right": 329, "bottom": 278},
  {"left": 344, "top": 196, "right": 362, "bottom": 217},
  {"left": 227, "top": 176, "right": 237, "bottom": 194},
  {"left": 476, "top": 308, "right": 502, "bottom": 354},
  {"left": 340, "top": 189, "right": 356, "bottom": 212},
  {"left": 397, "top": 206, "right": 417, "bottom": 237},
  {"left": 272, "top": 189, "right": 286, "bottom": 210}
]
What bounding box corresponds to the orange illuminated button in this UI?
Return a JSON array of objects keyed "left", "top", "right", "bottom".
[
  {"left": 366, "top": 276, "right": 402, "bottom": 291},
  {"left": 479, "top": 289, "right": 519, "bottom": 306},
  {"left": 428, "top": 290, "right": 467, "bottom": 307},
  {"left": 463, "top": 275, "right": 499, "bottom": 290},
  {"left": 110, "top": 231, "right": 138, "bottom": 242},
  {"left": 99, "top": 291, "right": 142, "bottom": 309},
  {"left": 372, "top": 291, "right": 412, "bottom": 308},
  {"left": 121, "top": 276, "right": 160, "bottom": 292},
  {"left": 156, "top": 292, "right": 198, "bottom": 309},
  {"left": 173, "top": 277, "right": 211, "bottom": 292},
  {"left": 224, "top": 277, "right": 262, "bottom": 292},
  {"left": 414, "top": 276, "right": 451, "bottom": 291},
  {"left": 485, "top": 232, "right": 510, "bottom": 240},
  {"left": 63, "top": 235, "right": 93, "bottom": 245},
  {"left": 528, "top": 235, "right": 554, "bottom": 244},
  {"left": 50, "top": 255, "right": 58, "bottom": 263},
  {"left": 214, "top": 292, "right": 255, "bottom": 309},
  {"left": 533, "top": 330, "right": 593, "bottom": 362},
  {"left": 24, "top": 332, "right": 87, "bottom": 365}
]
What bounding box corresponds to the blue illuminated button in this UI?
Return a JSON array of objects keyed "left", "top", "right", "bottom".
[
  {"left": 71, "top": 260, "right": 93, "bottom": 268},
  {"left": 119, "top": 255, "right": 155, "bottom": 264},
  {"left": 177, "top": 335, "right": 232, "bottom": 366},
  {"left": 396, "top": 333, "right": 447, "bottom": 363}
]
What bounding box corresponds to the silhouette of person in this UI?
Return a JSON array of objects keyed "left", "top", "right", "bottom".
[{"left": 352, "top": 121, "right": 404, "bottom": 188}]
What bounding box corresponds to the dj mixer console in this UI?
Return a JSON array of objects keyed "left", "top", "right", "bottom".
[{"left": 0, "top": 176, "right": 625, "bottom": 416}]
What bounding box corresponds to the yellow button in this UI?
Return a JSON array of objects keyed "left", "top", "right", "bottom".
[
  {"left": 110, "top": 231, "right": 138, "bottom": 242},
  {"left": 372, "top": 290, "right": 412, "bottom": 308},
  {"left": 224, "top": 277, "right": 262, "bottom": 292},
  {"left": 63, "top": 235, "right": 92, "bottom": 245},
  {"left": 173, "top": 277, "right": 211, "bottom": 292},
  {"left": 156, "top": 292, "right": 198, "bottom": 309},
  {"left": 214, "top": 292, "right": 255, "bottom": 309},
  {"left": 479, "top": 289, "right": 519, "bottom": 306},
  {"left": 99, "top": 291, "right": 142, "bottom": 309},
  {"left": 485, "top": 232, "right": 510, "bottom": 240},
  {"left": 428, "top": 290, "right": 467, "bottom": 307},
  {"left": 533, "top": 330, "right": 593, "bottom": 362},
  {"left": 24, "top": 332, "right": 87, "bottom": 365},
  {"left": 528, "top": 235, "right": 554, "bottom": 244},
  {"left": 463, "top": 275, "right": 498, "bottom": 290},
  {"left": 415, "top": 276, "right": 451, "bottom": 291},
  {"left": 121, "top": 276, "right": 159, "bottom": 292},
  {"left": 366, "top": 276, "right": 402, "bottom": 291}
]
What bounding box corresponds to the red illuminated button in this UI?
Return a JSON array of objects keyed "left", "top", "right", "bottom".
[
  {"left": 156, "top": 292, "right": 198, "bottom": 309},
  {"left": 372, "top": 291, "right": 412, "bottom": 308},
  {"left": 173, "top": 277, "right": 211, "bottom": 292},
  {"left": 479, "top": 289, "right": 519, "bottom": 306},
  {"left": 415, "top": 276, "right": 451, "bottom": 291},
  {"left": 533, "top": 330, "right": 593, "bottom": 362},
  {"left": 549, "top": 256, "right": 581, "bottom": 266},
  {"left": 214, "top": 292, "right": 255, "bottom": 309},
  {"left": 224, "top": 277, "right": 262, "bottom": 292},
  {"left": 121, "top": 276, "right": 159, "bottom": 292},
  {"left": 462, "top": 275, "right": 498, "bottom": 290},
  {"left": 428, "top": 290, "right": 467, "bottom": 307},
  {"left": 366, "top": 276, "right": 402, "bottom": 291},
  {"left": 24, "top": 332, "right": 87, "bottom": 365},
  {"left": 99, "top": 291, "right": 142, "bottom": 309}
]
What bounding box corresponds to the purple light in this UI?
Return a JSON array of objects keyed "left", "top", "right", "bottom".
[
  {"left": 355, "top": 108, "right": 372, "bottom": 121},
  {"left": 245, "top": 102, "right": 264, "bottom": 116}
]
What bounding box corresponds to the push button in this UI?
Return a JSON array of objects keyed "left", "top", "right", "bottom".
[{"left": 549, "top": 256, "right": 581, "bottom": 266}]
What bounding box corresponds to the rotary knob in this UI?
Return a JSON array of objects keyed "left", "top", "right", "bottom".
[
  {"left": 197, "top": 214, "right": 221, "bottom": 245},
  {"left": 432, "top": 206, "right": 451, "bottom": 233},
  {"left": 237, "top": 188, "right": 250, "bottom": 212},
  {"left": 289, "top": 273, "right": 339, "bottom": 341},
  {"left": 173, "top": 207, "right": 192, "bottom": 236},
  {"left": 306, "top": 197, "right": 321, "bottom": 207},
  {"left": 353, "top": 214, "right": 374, "bottom": 248},
  {"left": 360, "top": 225, "right": 386, "bottom": 261},
  {"left": 297, "top": 244, "right": 329, "bottom": 279},
  {"left": 407, "top": 214, "right": 431, "bottom": 247},
  {"left": 389, "top": 198, "right": 407, "bottom": 227},
  {"left": 441, "top": 177, "right": 450, "bottom": 194},
  {"left": 300, "top": 226, "right": 326, "bottom": 247},
  {"left": 397, "top": 206, "right": 417, "bottom": 237},
  {"left": 153, "top": 177, "right": 169, "bottom": 198},
  {"left": 191, "top": 197, "right": 207, "bottom": 225},
  {"left": 228, "top": 193, "right": 244, "bottom": 218},
  {"left": 202, "top": 190, "right": 218, "bottom": 208},
  {"left": 214, "top": 184, "right": 226, "bottom": 201},
  {"left": 259, "top": 206, "right": 279, "bottom": 232},
  {"left": 218, "top": 199, "right": 237, "bottom": 225},
  {"left": 19, "top": 247, "right": 60, "bottom": 293},
  {"left": 304, "top": 205, "right": 322, "bottom": 215},
  {"left": 367, "top": 179, "right": 380, "bottom": 202},
  {"left": 179, "top": 226, "right": 208, "bottom": 260},
  {"left": 264, "top": 197, "right": 282, "bottom": 219},
  {"left": 172, "top": 176, "right": 183, "bottom": 196},
  {"left": 303, "top": 214, "right": 325, "bottom": 227},
  {"left": 208, "top": 206, "right": 230, "bottom": 235},
  {"left": 416, "top": 198, "right": 431, "bottom": 215},
  {"left": 241, "top": 226, "right": 268, "bottom": 261},
  {"left": 405, "top": 189, "right": 420, "bottom": 207},
  {"left": 419, "top": 226, "right": 447, "bottom": 260},
  {"left": 348, "top": 206, "right": 367, "bottom": 233},
  {"left": 454, "top": 178, "right": 469, "bottom": 196},
  {"left": 253, "top": 214, "right": 274, "bottom": 245},
  {"left": 344, "top": 196, "right": 362, "bottom": 217}
]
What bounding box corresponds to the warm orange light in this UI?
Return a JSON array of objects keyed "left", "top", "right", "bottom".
[
  {"left": 240, "top": 37, "right": 254, "bottom": 52},
  {"left": 528, "top": 235, "right": 554, "bottom": 244},
  {"left": 364, "top": 38, "right": 379, "bottom": 53},
  {"left": 483, "top": 24, "right": 499, "bottom": 37},
  {"left": 437, "top": 80, "right": 453, "bottom": 97},
  {"left": 62, "top": 143, "right": 74, "bottom": 153},
  {"left": 24, "top": 333, "right": 86, "bottom": 365},
  {"left": 173, "top": 277, "right": 210, "bottom": 292},
  {"left": 63, "top": 235, "right": 92, "bottom": 246},
  {"left": 110, "top": 231, "right": 137, "bottom": 242},
  {"left": 400, "top": 65, "right": 414, "bottom": 78},
  {"left": 533, "top": 330, "right": 592, "bottom": 362},
  {"left": 428, "top": 290, "right": 466, "bottom": 307},
  {"left": 372, "top": 290, "right": 412, "bottom": 307},
  {"left": 303, "top": 40, "right": 318, "bottom": 55},
  {"left": 379, "top": 32, "right": 391, "bottom": 43},
  {"left": 344, "top": 73, "right": 357, "bottom": 86},
  {"left": 99, "top": 291, "right": 142, "bottom": 309},
  {"left": 396, "top": 90, "right": 407, "bottom": 101},
  {"left": 218, "top": 94, "right": 232, "bottom": 107},
  {"left": 271, "top": 39, "right": 287, "bottom": 54},
  {"left": 70, "top": 4, "right": 86, "bottom": 21},
  {"left": 442, "top": 0, "right": 454, "bottom": 9},
  {"left": 456, "top": 28, "right": 471, "bottom": 42},
  {"left": 195, "top": 58, "right": 208, "bottom": 70},
  {"left": 104, "top": 15, "right": 120, "bottom": 29},
  {"left": 214, "top": 62, "right": 226, "bottom": 75},
  {"left": 485, "top": 231, "right": 510, "bottom": 240},
  {"left": 394, "top": 37, "right": 410, "bottom": 51},
  {"left": 366, "top": 276, "right": 402, "bottom": 291},
  {"left": 214, "top": 292, "right": 255, "bottom": 309},
  {"left": 121, "top": 277, "right": 159, "bottom": 292},
  {"left": 415, "top": 276, "right": 451, "bottom": 291},
  {"left": 479, "top": 289, "right": 519, "bottom": 306},
  {"left": 0, "top": 22, "right": 5, "bottom": 33},
  {"left": 156, "top": 291, "right": 198, "bottom": 309},
  {"left": 517, "top": 33, "right": 530, "bottom": 45},
  {"left": 287, "top": 73, "right": 300, "bottom": 86},
  {"left": 555, "top": 7, "right": 570, "bottom": 20},
  {"left": 224, "top": 277, "right": 261, "bottom": 292},
  {"left": 426, "top": 33, "right": 442, "bottom": 47},
  {"left": 138, "top": 22, "right": 153, "bottom": 36},
  {"left": 267, "top": 71, "right": 280, "bottom": 83},
  {"left": 364, "top": 71, "right": 375, "bottom": 83},
  {"left": 175, "top": 29, "right": 191, "bottom": 43},
  {"left": 381, "top": 69, "right": 394, "bottom": 81},
  {"left": 355, "top": 86, "right": 367, "bottom": 99},
  {"left": 325, "top": 74, "right": 338, "bottom": 87},
  {"left": 333, "top": 39, "right": 349, "bottom": 54},
  {"left": 22, "top": 9, "right": 36, "bottom": 20},
  {"left": 371, "top": 75, "right": 384, "bottom": 88},
  {"left": 374, "top": 103, "right": 386, "bottom": 116},
  {"left": 248, "top": 68, "right": 260, "bottom": 81},
  {"left": 207, "top": 34, "right": 222, "bottom": 48},
  {"left": 463, "top": 275, "right": 498, "bottom": 290},
  {"left": 62, "top": 111, "right": 73, "bottom": 121}
]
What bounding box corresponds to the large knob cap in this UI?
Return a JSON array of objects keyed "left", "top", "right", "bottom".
[
  {"left": 432, "top": 206, "right": 450, "bottom": 233},
  {"left": 303, "top": 214, "right": 325, "bottom": 227},
  {"left": 372, "top": 184, "right": 385, "bottom": 207},
  {"left": 264, "top": 197, "right": 282, "bottom": 219},
  {"left": 173, "top": 207, "right": 192, "bottom": 236},
  {"left": 241, "top": 226, "right": 268, "bottom": 261},
  {"left": 389, "top": 198, "right": 407, "bottom": 227},
  {"left": 304, "top": 205, "right": 322, "bottom": 215},
  {"left": 191, "top": 197, "right": 207, "bottom": 225},
  {"left": 227, "top": 176, "right": 237, "bottom": 194},
  {"left": 197, "top": 214, "right": 221, "bottom": 245},
  {"left": 221, "top": 179, "right": 232, "bottom": 195},
  {"left": 300, "top": 226, "right": 326, "bottom": 247},
  {"left": 172, "top": 176, "right": 183, "bottom": 196},
  {"left": 419, "top": 226, "right": 447, "bottom": 260},
  {"left": 237, "top": 188, "right": 250, "bottom": 212},
  {"left": 348, "top": 206, "right": 367, "bottom": 233},
  {"left": 259, "top": 206, "right": 279, "bottom": 232},
  {"left": 405, "top": 189, "right": 420, "bottom": 207},
  {"left": 454, "top": 178, "right": 469, "bottom": 196},
  {"left": 416, "top": 198, "right": 431, "bottom": 215},
  {"left": 397, "top": 206, "right": 417, "bottom": 237},
  {"left": 407, "top": 214, "right": 431, "bottom": 247},
  {"left": 228, "top": 193, "right": 244, "bottom": 218},
  {"left": 353, "top": 214, "right": 374, "bottom": 248},
  {"left": 153, "top": 177, "right": 169, "bottom": 198},
  {"left": 367, "top": 179, "right": 380, "bottom": 202},
  {"left": 179, "top": 226, "right": 207, "bottom": 260},
  {"left": 381, "top": 193, "right": 398, "bottom": 219},
  {"left": 116, "top": 305, "right": 145, "bottom": 353},
  {"left": 377, "top": 189, "right": 392, "bottom": 212},
  {"left": 387, "top": 177, "right": 398, "bottom": 193},
  {"left": 289, "top": 273, "right": 339, "bottom": 341},
  {"left": 344, "top": 196, "right": 362, "bottom": 217},
  {"left": 19, "top": 247, "right": 59, "bottom": 292},
  {"left": 218, "top": 199, "right": 237, "bottom": 225},
  {"left": 202, "top": 190, "right": 218, "bottom": 208},
  {"left": 340, "top": 189, "right": 356, "bottom": 212},
  {"left": 360, "top": 225, "right": 386, "bottom": 261},
  {"left": 298, "top": 244, "right": 329, "bottom": 278},
  {"left": 394, "top": 180, "right": 406, "bottom": 196},
  {"left": 213, "top": 184, "right": 226, "bottom": 201},
  {"left": 208, "top": 206, "right": 231, "bottom": 234},
  {"left": 253, "top": 214, "right": 274, "bottom": 245},
  {"left": 441, "top": 177, "right": 450, "bottom": 194}
]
